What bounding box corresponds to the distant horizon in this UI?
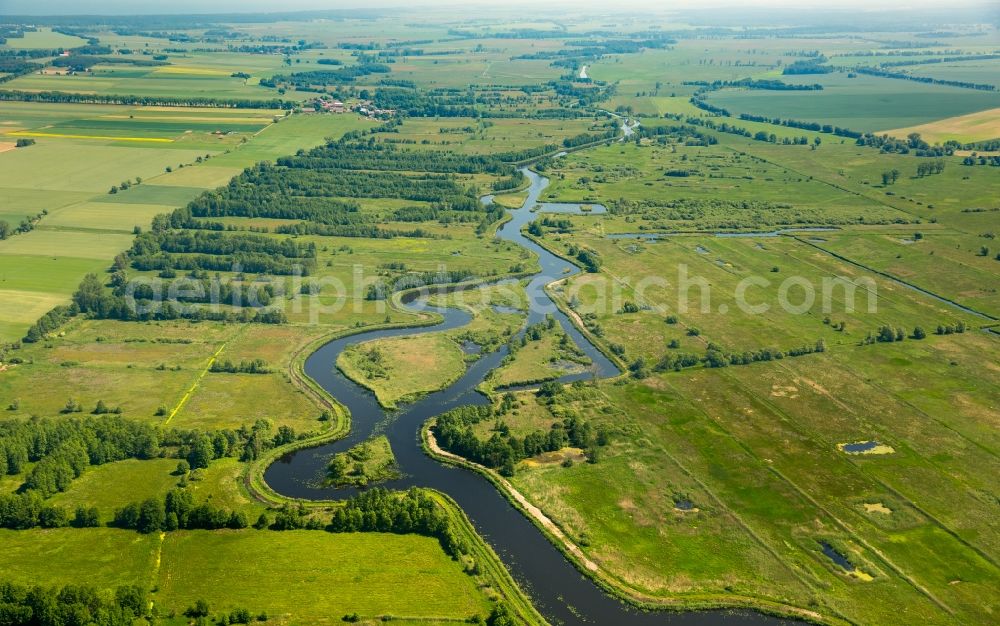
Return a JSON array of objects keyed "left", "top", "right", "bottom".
[{"left": 2, "top": 0, "right": 999, "bottom": 17}]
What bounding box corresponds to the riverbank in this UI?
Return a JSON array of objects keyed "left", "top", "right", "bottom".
[{"left": 422, "top": 421, "right": 839, "bottom": 626}]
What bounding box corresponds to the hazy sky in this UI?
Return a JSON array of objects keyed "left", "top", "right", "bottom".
[{"left": 2, "top": 0, "right": 997, "bottom": 15}]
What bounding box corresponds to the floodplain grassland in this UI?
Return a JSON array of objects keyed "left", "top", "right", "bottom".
[
  {"left": 539, "top": 135, "right": 908, "bottom": 230},
  {"left": 546, "top": 231, "right": 983, "bottom": 361},
  {"left": 338, "top": 333, "right": 467, "bottom": 409},
  {"left": 0, "top": 318, "right": 329, "bottom": 433},
  {"left": 484, "top": 322, "right": 592, "bottom": 390},
  {"left": 327, "top": 435, "right": 400, "bottom": 487},
  {"left": 539, "top": 121, "right": 1000, "bottom": 317},
  {"left": 498, "top": 240, "right": 1000, "bottom": 625},
  {"left": 814, "top": 229, "right": 1000, "bottom": 318},
  {"left": 509, "top": 119, "right": 1000, "bottom": 624}
]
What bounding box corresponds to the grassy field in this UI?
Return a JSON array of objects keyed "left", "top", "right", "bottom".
[
  {"left": 540, "top": 134, "right": 908, "bottom": 231},
  {"left": 546, "top": 232, "right": 983, "bottom": 361},
  {"left": 0, "top": 318, "right": 328, "bottom": 433},
  {"left": 0, "top": 529, "right": 494, "bottom": 624},
  {"left": 0, "top": 528, "right": 160, "bottom": 588},
  {"left": 155, "top": 530, "right": 492, "bottom": 623},
  {"left": 338, "top": 333, "right": 467, "bottom": 409},
  {"left": 372, "top": 116, "right": 599, "bottom": 155},
  {"left": 814, "top": 229, "right": 1000, "bottom": 318},
  {"left": 46, "top": 458, "right": 183, "bottom": 520}
]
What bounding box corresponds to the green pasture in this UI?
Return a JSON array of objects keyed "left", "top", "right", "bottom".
[
  {"left": 155, "top": 530, "right": 493, "bottom": 622},
  {"left": 0, "top": 27, "right": 87, "bottom": 49}
]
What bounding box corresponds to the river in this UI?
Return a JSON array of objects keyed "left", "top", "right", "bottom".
[{"left": 264, "top": 168, "right": 803, "bottom": 626}]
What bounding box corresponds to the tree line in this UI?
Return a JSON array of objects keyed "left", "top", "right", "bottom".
[
  {"left": 0, "top": 581, "right": 148, "bottom": 626},
  {"left": 113, "top": 488, "right": 250, "bottom": 533},
  {"left": 0, "top": 89, "right": 291, "bottom": 108},
  {"left": 127, "top": 229, "right": 317, "bottom": 277},
  {"left": 853, "top": 66, "right": 995, "bottom": 91},
  {"left": 856, "top": 131, "right": 952, "bottom": 156},
  {"left": 635, "top": 339, "right": 828, "bottom": 377},
  {"left": 0, "top": 415, "right": 159, "bottom": 497},
  {"left": 685, "top": 77, "right": 824, "bottom": 91}
]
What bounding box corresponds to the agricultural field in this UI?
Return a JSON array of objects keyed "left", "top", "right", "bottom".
[
  {"left": 704, "top": 73, "right": 1000, "bottom": 132},
  {"left": 906, "top": 57, "right": 1000, "bottom": 90},
  {"left": 0, "top": 103, "right": 371, "bottom": 342},
  {"left": 880, "top": 107, "right": 1000, "bottom": 144}
]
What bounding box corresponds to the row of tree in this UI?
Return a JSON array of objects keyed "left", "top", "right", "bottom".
[
  {"left": 328, "top": 487, "right": 469, "bottom": 556},
  {"left": 0, "top": 580, "right": 148, "bottom": 626},
  {"left": 645, "top": 340, "right": 827, "bottom": 375},
  {"left": 853, "top": 66, "right": 995, "bottom": 91},
  {"left": 0, "top": 492, "right": 100, "bottom": 530},
  {"left": 0, "top": 89, "right": 290, "bottom": 108},
  {"left": 113, "top": 489, "right": 249, "bottom": 533}
]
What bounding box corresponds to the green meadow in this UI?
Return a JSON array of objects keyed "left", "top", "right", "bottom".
[
  {"left": 0, "top": 529, "right": 493, "bottom": 624},
  {"left": 155, "top": 530, "right": 492, "bottom": 622}
]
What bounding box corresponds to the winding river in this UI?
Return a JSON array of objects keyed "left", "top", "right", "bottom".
[{"left": 264, "top": 168, "right": 800, "bottom": 625}]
